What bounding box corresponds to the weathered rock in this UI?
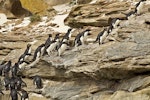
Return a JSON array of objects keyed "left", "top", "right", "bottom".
[
  {"left": 0, "top": 1, "right": 150, "bottom": 100},
  {"left": 64, "top": 1, "right": 132, "bottom": 28}
]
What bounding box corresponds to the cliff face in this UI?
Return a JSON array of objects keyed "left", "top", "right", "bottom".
[{"left": 0, "top": 0, "right": 150, "bottom": 100}]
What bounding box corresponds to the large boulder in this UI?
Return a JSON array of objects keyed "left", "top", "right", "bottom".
[{"left": 64, "top": 1, "right": 133, "bottom": 28}]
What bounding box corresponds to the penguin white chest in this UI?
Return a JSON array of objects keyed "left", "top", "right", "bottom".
[
  {"left": 47, "top": 43, "right": 57, "bottom": 55},
  {"left": 137, "top": 2, "right": 144, "bottom": 14},
  {"left": 80, "top": 36, "right": 84, "bottom": 44},
  {"left": 100, "top": 31, "right": 108, "bottom": 44},
  {"left": 28, "top": 48, "right": 32, "bottom": 54},
  {"left": 58, "top": 44, "right": 67, "bottom": 56}
]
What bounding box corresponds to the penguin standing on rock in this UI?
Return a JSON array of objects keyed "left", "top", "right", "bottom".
[
  {"left": 136, "top": 0, "right": 146, "bottom": 15},
  {"left": 11, "top": 63, "right": 19, "bottom": 77},
  {"left": 62, "top": 28, "right": 73, "bottom": 42},
  {"left": 125, "top": 9, "right": 137, "bottom": 20},
  {"left": 20, "top": 89, "right": 29, "bottom": 100},
  {"left": 33, "top": 75, "right": 43, "bottom": 89},
  {"left": 18, "top": 60, "right": 30, "bottom": 69},
  {"left": 108, "top": 18, "right": 121, "bottom": 29},
  {"left": 95, "top": 28, "right": 107, "bottom": 45},
  {"left": 3, "top": 60, "right": 11, "bottom": 76},
  {"left": 3, "top": 76, "right": 10, "bottom": 90},
  {"left": 9, "top": 89, "right": 19, "bottom": 100},
  {"left": 32, "top": 43, "right": 45, "bottom": 61},
  {"left": 43, "top": 34, "right": 52, "bottom": 55},
  {"left": 18, "top": 44, "right": 32, "bottom": 62},
  {"left": 46, "top": 34, "right": 60, "bottom": 55},
  {"left": 57, "top": 39, "right": 69, "bottom": 56},
  {"left": 74, "top": 29, "right": 91, "bottom": 47}
]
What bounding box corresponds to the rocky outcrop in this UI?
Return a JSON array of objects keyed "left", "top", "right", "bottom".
[
  {"left": 0, "top": 0, "right": 150, "bottom": 100},
  {"left": 19, "top": 4, "right": 150, "bottom": 99},
  {"left": 64, "top": 1, "right": 134, "bottom": 28}
]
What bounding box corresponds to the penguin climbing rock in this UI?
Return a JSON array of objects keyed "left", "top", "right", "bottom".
[
  {"left": 11, "top": 63, "right": 19, "bottom": 77},
  {"left": 108, "top": 18, "right": 121, "bottom": 29},
  {"left": 74, "top": 29, "right": 91, "bottom": 47},
  {"left": 46, "top": 40, "right": 58, "bottom": 55},
  {"left": 136, "top": 0, "right": 146, "bottom": 15},
  {"left": 18, "top": 44, "right": 32, "bottom": 62},
  {"left": 62, "top": 28, "right": 73, "bottom": 41},
  {"left": 32, "top": 44, "right": 45, "bottom": 61},
  {"left": 95, "top": 28, "right": 107, "bottom": 45},
  {"left": 43, "top": 34, "right": 52, "bottom": 55},
  {"left": 126, "top": 9, "right": 137, "bottom": 20},
  {"left": 57, "top": 40, "right": 69, "bottom": 56}
]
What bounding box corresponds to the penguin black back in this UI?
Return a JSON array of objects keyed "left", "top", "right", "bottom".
[
  {"left": 32, "top": 44, "right": 45, "bottom": 61},
  {"left": 21, "top": 89, "right": 29, "bottom": 100},
  {"left": 95, "top": 28, "right": 106, "bottom": 42}
]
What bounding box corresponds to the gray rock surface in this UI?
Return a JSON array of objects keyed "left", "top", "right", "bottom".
[{"left": 0, "top": 0, "right": 150, "bottom": 100}]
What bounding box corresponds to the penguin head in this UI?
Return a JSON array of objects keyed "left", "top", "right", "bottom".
[
  {"left": 48, "top": 34, "right": 52, "bottom": 37},
  {"left": 68, "top": 28, "right": 72, "bottom": 32},
  {"left": 14, "top": 63, "right": 19, "bottom": 67},
  {"left": 7, "top": 60, "right": 11, "bottom": 66},
  {"left": 27, "top": 44, "right": 31, "bottom": 48},
  {"left": 55, "top": 33, "right": 60, "bottom": 37},
  {"left": 84, "top": 29, "right": 91, "bottom": 36}
]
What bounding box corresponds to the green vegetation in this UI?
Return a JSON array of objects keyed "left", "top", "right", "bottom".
[{"left": 30, "top": 14, "right": 41, "bottom": 23}]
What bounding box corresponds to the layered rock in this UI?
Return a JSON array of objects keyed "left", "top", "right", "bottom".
[
  {"left": 65, "top": 1, "right": 134, "bottom": 28},
  {"left": 0, "top": 0, "right": 150, "bottom": 100}
]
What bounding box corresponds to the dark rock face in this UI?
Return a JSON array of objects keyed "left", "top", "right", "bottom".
[
  {"left": 0, "top": 0, "right": 32, "bottom": 18},
  {"left": 10, "top": 0, "right": 32, "bottom": 17}
]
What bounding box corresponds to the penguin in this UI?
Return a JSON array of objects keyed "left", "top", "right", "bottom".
[
  {"left": 18, "top": 44, "right": 32, "bottom": 62},
  {"left": 57, "top": 40, "right": 69, "bottom": 56},
  {"left": 124, "top": 9, "right": 137, "bottom": 20},
  {"left": 23, "top": 44, "right": 32, "bottom": 56},
  {"left": 33, "top": 75, "right": 43, "bottom": 89},
  {"left": 74, "top": 29, "right": 91, "bottom": 47},
  {"left": 136, "top": 0, "right": 146, "bottom": 15},
  {"left": 0, "top": 62, "right": 6, "bottom": 76},
  {"left": 54, "top": 33, "right": 61, "bottom": 50},
  {"left": 62, "top": 28, "right": 73, "bottom": 41},
  {"left": 3, "top": 60, "right": 11, "bottom": 77},
  {"left": 9, "top": 78, "right": 16, "bottom": 90},
  {"left": 11, "top": 63, "right": 19, "bottom": 77},
  {"left": 109, "top": 18, "right": 121, "bottom": 29},
  {"left": 3, "top": 76, "right": 10, "bottom": 90},
  {"left": 43, "top": 34, "right": 52, "bottom": 55},
  {"left": 46, "top": 33, "right": 60, "bottom": 55},
  {"left": 16, "top": 77, "right": 27, "bottom": 90},
  {"left": 0, "top": 90, "right": 4, "bottom": 95},
  {"left": 10, "top": 89, "right": 19, "bottom": 100},
  {"left": 32, "top": 43, "right": 45, "bottom": 61},
  {"left": 95, "top": 28, "right": 108, "bottom": 45},
  {"left": 18, "top": 60, "right": 30, "bottom": 69},
  {"left": 20, "top": 89, "right": 29, "bottom": 100},
  {"left": 44, "top": 34, "right": 52, "bottom": 46},
  {"left": 46, "top": 40, "right": 58, "bottom": 55}
]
